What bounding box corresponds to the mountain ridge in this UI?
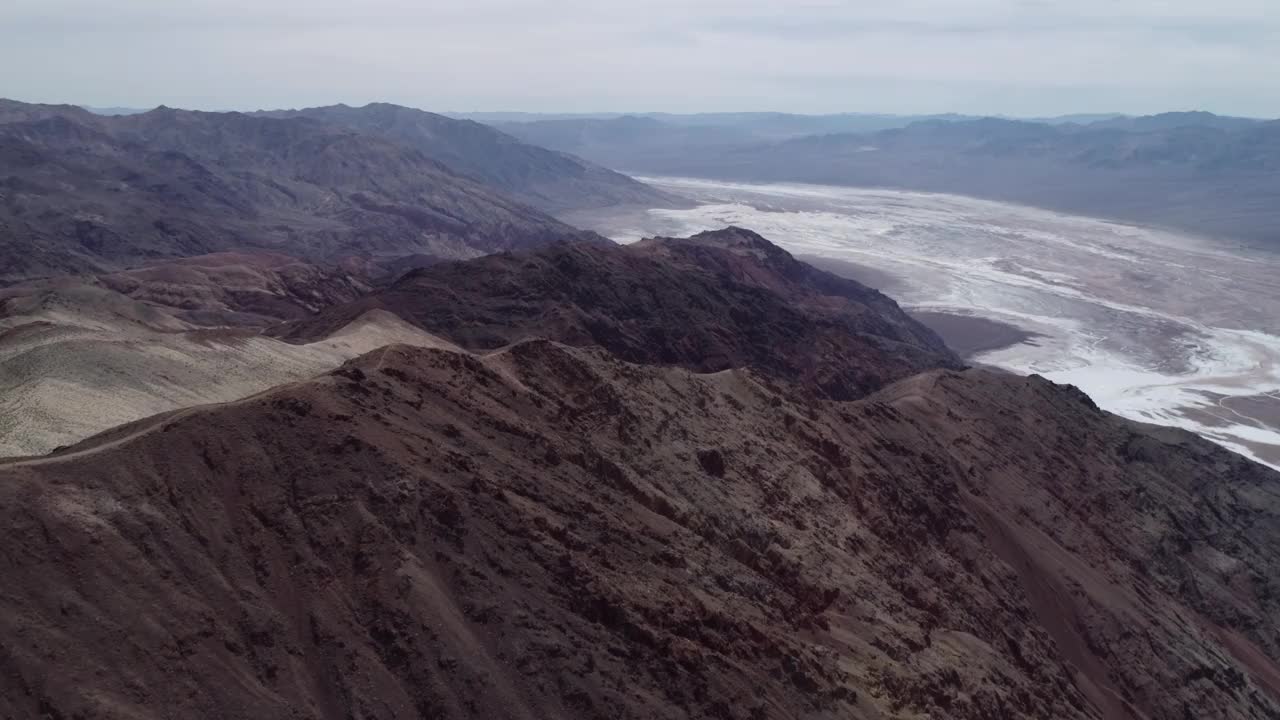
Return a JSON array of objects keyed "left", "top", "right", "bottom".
[
  {"left": 2, "top": 331, "right": 1276, "bottom": 719},
  {"left": 260, "top": 102, "right": 679, "bottom": 213},
  {"left": 273, "top": 227, "right": 960, "bottom": 400},
  {"left": 0, "top": 99, "right": 606, "bottom": 283}
]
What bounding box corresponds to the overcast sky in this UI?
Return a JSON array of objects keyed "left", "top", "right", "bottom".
[{"left": 2, "top": 0, "right": 1278, "bottom": 117}]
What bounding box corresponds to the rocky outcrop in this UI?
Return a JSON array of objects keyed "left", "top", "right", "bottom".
[
  {"left": 1, "top": 226, "right": 1276, "bottom": 720},
  {"left": 1, "top": 340, "right": 1275, "bottom": 719},
  {"left": 274, "top": 228, "right": 960, "bottom": 400}
]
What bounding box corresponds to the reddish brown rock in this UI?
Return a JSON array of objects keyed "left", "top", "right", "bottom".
[
  {"left": 274, "top": 228, "right": 960, "bottom": 400},
  {"left": 1, "top": 229, "right": 1276, "bottom": 720},
  {"left": 0, "top": 341, "right": 1276, "bottom": 720}
]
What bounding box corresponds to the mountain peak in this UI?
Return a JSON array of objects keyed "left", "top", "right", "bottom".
[
  {"left": 0, "top": 98, "right": 584, "bottom": 282},
  {"left": 278, "top": 232, "right": 958, "bottom": 399},
  {"left": 686, "top": 225, "right": 787, "bottom": 253},
  {"left": 258, "top": 102, "right": 676, "bottom": 213}
]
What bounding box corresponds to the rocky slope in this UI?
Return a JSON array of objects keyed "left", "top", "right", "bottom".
[
  {"left": 263, "top": 103, "right": 677, "bottom": 213},
  {"left": 0, "top": 307, "right": 452, "bottom": 458},
  {"left": 0, "top": 251, "right": 463, "bottom": 456},
  {"left": 1, "top": 251, "right": 373, "bottom": 328},
  {"left": 1, "top": 229, "right": 1277, "bottom": 719},
  {"left": 90, "top": 252, "right": 375, "bottom": 327},
  {"left": 275, "top": 227, "right": 959, "bottom": 400},
  {"left": 0, "top": 258, "right": 457, "bottom": 456},
  {"left": 0, "top": 228, "right": 955, "bottom": 455},
  {"left": 2, "top": 339, "right": 1277, "bottom": 719},
  {"left": 0, "top": 100, "right": 593, "bottom": 282}
]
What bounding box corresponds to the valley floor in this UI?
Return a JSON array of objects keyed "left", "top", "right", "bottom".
[{"left": 575, "top": 176, "right": 1280, "bottom": 469}]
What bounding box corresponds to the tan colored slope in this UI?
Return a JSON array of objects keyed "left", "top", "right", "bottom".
[{"left": 0, "top": 300, "right": 452, "bottom": 457}]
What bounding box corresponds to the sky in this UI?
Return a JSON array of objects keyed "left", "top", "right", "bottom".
[{"left": 2, "top": 0, "right": 1278, "bottom": 117}]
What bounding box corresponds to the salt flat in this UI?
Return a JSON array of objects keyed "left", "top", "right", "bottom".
[{"left": 574, "top": 176, "right": 1280, "bottom": 469}]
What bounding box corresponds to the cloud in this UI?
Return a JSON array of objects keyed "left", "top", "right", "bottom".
[{"left": 0, "top": 0, "right": 1277, "bottom": 116}]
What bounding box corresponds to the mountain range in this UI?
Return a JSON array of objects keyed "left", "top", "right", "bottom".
[
  {"left": 2, "top": 96, "right": 1280, "bottom": 720},
  {"left": 496, "top": 111, "right": 1280, "bottom": 246},
  {"left": 260, "top": 103, "right": 675, "bottom": 213},
  {"left": 3, "top": 228, "right": 1278, "bottom": 720},
  {"left": 455, "top": 111, "right": 1146, "bottom": 138},
  {"left": 0, "top": 99, "right": 671, "bottom": 283}
]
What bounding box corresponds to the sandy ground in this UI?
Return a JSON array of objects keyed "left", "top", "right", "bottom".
[{"left": 583, "top": 176, "right": 1280, "bottom": 469}]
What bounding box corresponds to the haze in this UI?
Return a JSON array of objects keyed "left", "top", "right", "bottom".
[{"left": 3, "top": 0, "right": 1279, "bottom": 116}]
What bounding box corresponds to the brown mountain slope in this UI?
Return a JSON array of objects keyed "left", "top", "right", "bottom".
[
  {"left": 1, "top": 340, "right": 1276, "bottom": 720},
  {"left": 0, "top": 287, "right": 454, "bottom": 457},
  {"left": 261, "top": 103, "right": 679, "bottom": 213},
  {"left": 0, "top": 98, "right": 103, "bottom": 126},
  {"left": 93, "top": 252, "right": 374, "bottom": 327},
  {"left": 0, "top": 229, "right": 952, "bottom": 456},
  {"left": 0, "top": 101, "right": 592, "bottom": 283},
  {"left": 274, "top": 228, "right": 959, "bottom": 400},
  {"left": 1, "top": 252, "right": 372, "bottom": 329},
  {"left": 0, "top": 251, "right": 459, "bottom": 456}
]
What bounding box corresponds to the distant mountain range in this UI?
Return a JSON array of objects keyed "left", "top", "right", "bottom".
[
  {"left": 493, "top": 110, "right": 1280, "bottom": 246},
  {"left": 456, "top": 110, "right": 1138, "bottom": 136},
  {"left": 80, "top": 106, "right": 149, "bottom": 116},
  {"left": 258, "top": 103, "right": 673, "bottom": 213},
  {"left": 17, "top": 101, "right": 1278, "bottom": 262},
  {"left": 0, "top": 99, "right": 675, "bottom": 282}
]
